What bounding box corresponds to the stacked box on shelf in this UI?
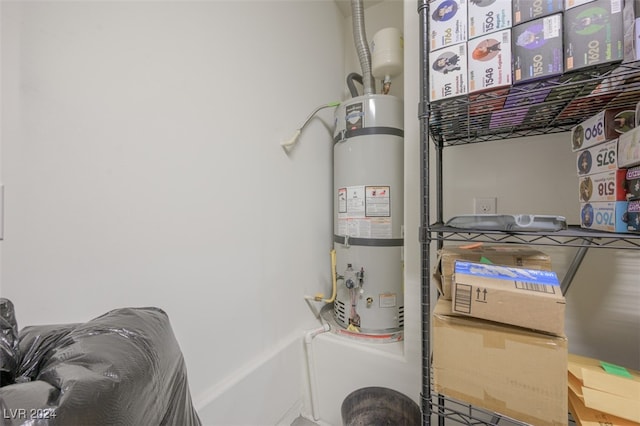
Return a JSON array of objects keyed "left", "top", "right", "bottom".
[
  {"left": 489, "top": 81, "right": 552, "bottom": 129},
  {"left": 432, "top": 261, "right": 568, "bottom": 426},
  {"left": 513, "top": 0, "right": 564, "bottom": 25},
  {"left": 468, "top": 0, "right": 512, "bottom": 39},
  {"left": 617, "top": 103, "right": 640, "bottom": 232},
  {"left": 564, "top": 0, "right": 625, "bottom": 72},
  {"left": 429, "top": 43, "right": 469, "bottom": 101},
  {"left": 429, "top": 0, "right": 469, "bottom": 102},
  {"left": 574, "top": 107, "right": 638, "bottom": 232},
  {"left": 434, "top": 244, "right": 552, "bottom": 300},
  {"left": 467, "top": 29, "right": 512, "bottom": 93},
  {"left": 512, "top": 13, "right": 564, "bottom": 84},
  {"left": 568, "top": 353, "right": 640, "bottom": 424},
  {"left": 430, "top": 0, "right": 469, "bottom": 51}
]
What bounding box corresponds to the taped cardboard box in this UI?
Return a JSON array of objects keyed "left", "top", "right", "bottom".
[
  {"left": 452, "top": 260, "right": 566, "bottom": 336},
  {"left": 434, "top": 244, "right": 552, "bottom": 300},
  {"left": 568, "top": 353, "right": 640, "bottom": 423},
  {"left": 433, "top": 298, "right": 568, "bottom": 426}
]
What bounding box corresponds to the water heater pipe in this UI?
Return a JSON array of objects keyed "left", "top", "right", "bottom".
[
  {"left": 350, "top": 0, "right": 375, "bottom": 95},
  {"left": 304, "top": 323, "right": 331, "bottom": 421}
]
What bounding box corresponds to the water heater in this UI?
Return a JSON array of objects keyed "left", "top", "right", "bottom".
[{"left": 332, "top": 94, "right": 404, "bottom": 334}]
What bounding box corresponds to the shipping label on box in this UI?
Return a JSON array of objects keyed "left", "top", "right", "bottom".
[
  {"left": 618, "top": 125, "right": 640, "bottom": 167},
  {"left": 580, "top": 201, "right": 628, "bottom": 232},
  {"left": 578, "top": 169, "right": 627, "bottom": 203},
  {"left": 627, "top": 199, "right": 640, "bottom": 231},
  {"left": 430, "top": 43, "right": 468, "bottom": 101},
  {"left": 626, "top": 166, "right": 640, "bottom": 199},
  {"left": 564, "top": 0, "right": 625, "bottom": 72},
  {"left": 433, "top": 298, "right": 568, "bottom": 426},
  {"left": 430, "top": 0, "right": 468, "bottom": 51},
  {"left": 512, "top": 14, "right": 564, "bottom": 83},
  {"left": 452, "top": 260, "right": 565, "bottom": 336},
  {"left": 571, "top": 108, "right": 635, "bottom": 151},
  {"left": 469, "top": 0, "right": 512, "bottom": 39},
  {"left": 577, "top": 139, "right": 617, "bottom": 175},
  {"left": 468, "top": 30, "right": 512, "bottom": 93},
  {"left": 434, "top": 245, "right": 552, "bottom": 300},
  {"left": 513, "top": 0, "right": 564, "bottom": 24}
]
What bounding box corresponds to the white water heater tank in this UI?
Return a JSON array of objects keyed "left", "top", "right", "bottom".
[{"left": 371, "top": 27, "right": 403, "bottom": 79}]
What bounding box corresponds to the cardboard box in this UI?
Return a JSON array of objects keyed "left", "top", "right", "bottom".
[
  {"left": 429, "top": 43, "right": 468, "bottom": 102},
  {"left": 468, "top": 29, "right": 512, "bottom": 93},
  {"left": 468, "top": 88, "right": 509, "bottom": 115},
  {"left": 512, "top": 14, "right": 564, "bottom": 84},
  {"left": 430, "top": 0, "right": 468, "bottom": 51},
  {"left": 452, "top": 260, "right": 565, "bottom": 336},
  {"left": 576, "top": 139, "right": 618, "bottom": 175},
  {"left": 578, "top": 169, "right": 627, "bottom": 203},
  {"left": 468, "top": 0, "right": 512, "bottom": 39},
  {"left": 489, "top": 83, "right": 552, "bottom": 129},
  {"left": 513, "top": 0, "right": 564, "bottom": 25},
  {"left": 580, "top": 201, "right": 629, "bottom": 232},
  {"left": 568, "top": 385, "right": 638, "bottom": 426},
  {"left": 627, "top": 199, "right": 640, "bottom": 231},
  {"left": 568, "top": 353, "right": 640, "bottom": 423},
  {"left": 434, "top": 244, "right": 552, "bottom": 300},
  {"left": 571, "top": 108, "right": 636, "bottom": 152},
  {"left": 564, "top": 0, "right": 625, "bottom": 72},
  {"left": 618, "top": 125, "right": 640, "bottom": 167},
  {"left": 432, "top": 298, "right": 568, "bottom": 426},
  {"left": 626, "top": 166, "right": 640, "bottom": 199}
]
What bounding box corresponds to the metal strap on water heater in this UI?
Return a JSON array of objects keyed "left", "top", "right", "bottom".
[
  {"left": 333, "top": 126, "right": 404, "bottom": 143},
  {"left": 333, "top": 235, "right": 404, "bottom": 247}
]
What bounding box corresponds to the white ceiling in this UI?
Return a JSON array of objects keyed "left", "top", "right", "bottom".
[{"left": 334, "top": 0, "right": 385, "bottom": 17}]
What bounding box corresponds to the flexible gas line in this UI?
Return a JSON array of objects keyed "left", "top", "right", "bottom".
[
  {"left": 304, "top": 249, "right": 338, "bottom": 304},
  {"left": 281, "top": 102, "right": 340, "bottom": 150}
]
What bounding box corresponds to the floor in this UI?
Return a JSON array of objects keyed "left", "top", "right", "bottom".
[{"left": 291, "top": 415, "right": 319, "bottom": 426}]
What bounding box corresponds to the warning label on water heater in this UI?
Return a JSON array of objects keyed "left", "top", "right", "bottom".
[{"left": 337, "top": 185, "right": 392, "bottom": 238}]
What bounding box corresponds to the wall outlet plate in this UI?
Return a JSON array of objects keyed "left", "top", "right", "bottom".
[{"left": 474, "top": 197, "right": 497, "bottom": 214}]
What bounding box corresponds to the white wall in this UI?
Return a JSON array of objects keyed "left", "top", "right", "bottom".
[{"left": 0, "top": 1, "right": 345, "bottom": 424}]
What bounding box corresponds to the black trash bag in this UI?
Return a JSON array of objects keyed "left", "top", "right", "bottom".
[
  {"left": 0, "top": 298, "right": 20, "bottom": 386},
  {"left": 0, "top": 303, "right": 201, "bottom": 426}
]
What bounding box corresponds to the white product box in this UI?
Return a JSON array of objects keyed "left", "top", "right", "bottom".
[
  {"left": 468, "top": 29, "right": 512, "bottom": 93},
  {"left": 618, "top": 125, "right": 640, "bottom": 168},
  {"left": 430, "top": 0, "right": 468, "bottom": 51},
  {"left": 580, "top": 201, "right": 628, "bottom": 232},
  {"left": 627, "top": 200, "right": 640, "bottom": 231},
  {"left": 571, "top": 108, "right": 633, "bottom": 152},
  {"left": 430, "top": 43, "right": 468, "bottom": 101},
  {"left": 578, "top": 169, "right": 627, "bottom": 203},
  {"left": 468, "top": 0, "right": 512, "bottom": 39},
  {"left": 576, "top": 139, "right": 618, "bottom": 175}
]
